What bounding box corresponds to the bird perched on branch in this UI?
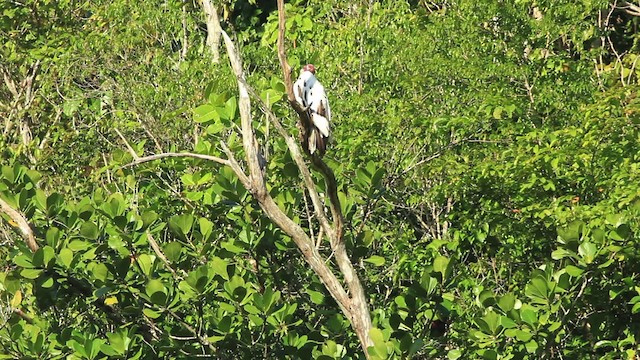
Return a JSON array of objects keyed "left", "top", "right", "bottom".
[{"left": 293, "top": 64, "right": 331, "bottom": 156}]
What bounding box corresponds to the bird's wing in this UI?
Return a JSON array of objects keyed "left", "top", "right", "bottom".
[
  {"left": 293, "top": 78, "right": 305, "bottom": 107},
  {"left": 307, "top": 82, "right": 331, "bottom": 137},
  {"left": 312, "top": 112, "right": 330, "bottom": 138}
]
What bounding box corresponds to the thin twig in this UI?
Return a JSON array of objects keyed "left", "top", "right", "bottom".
[
  {"left": 146, "top": 231, "right": 185, "bottom": 279},
  {"left": 167, "top": 309, "right": 216, "bottom": 354},
  {"left": 123, "top": 152, "right": 229, "bottom": 168},
  {"left": 115, "top": 128, "right": 139, "bottom": 160}
]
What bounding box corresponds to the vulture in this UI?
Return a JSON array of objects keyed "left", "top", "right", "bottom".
[{"left": 293, "top": 64, "right": 331, "bottom": 156}]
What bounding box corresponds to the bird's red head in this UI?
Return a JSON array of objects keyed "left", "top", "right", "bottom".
[{"left": 303, "top": 63, "right": 316, "bottom": 74}]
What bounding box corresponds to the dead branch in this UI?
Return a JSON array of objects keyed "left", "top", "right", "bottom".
[
  {"left": 0, "top": 197, "right": 38, "bottom": 252},
  {"left": 619, "top": 1, "right": 640, "bottom": 16},
  {"left": 146, "top": 231, "right": 185, "bottom": 279},
  {"left": 218, "top": 25, "right": 354, "bottom": 315},
  {"left": 275, "top": 0, "right": 372, "bottom": 353},
  {"left": 200, "top": 0, "right": 222, "bottom": 63},
  {"left": 181, "top": 0, "right": 189, "bottom": 61},
  {"left": 115, "top": 127, "right": 229, "bottom": 167},
  {"left": 238, "top": 77, "right": 334, "bottom": 244},
  {"left": 124, "top": 152, "right": 229, "bottom": 168}
]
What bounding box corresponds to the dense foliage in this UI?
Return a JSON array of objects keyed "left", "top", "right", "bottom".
[{"left": 1, "top": 0, "right": 640, "bottom": 358}]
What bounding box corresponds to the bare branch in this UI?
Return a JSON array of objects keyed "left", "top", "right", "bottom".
[
  {"left": 220, "top": 141, "right": 251, "bottom": 188},
  {"left": 0, "top": 197, "right": 38, "bottom": 252},
  {"left": 114, "top": 128, "right": 139, "bottom": 160},
  {"left": 13, "top": 309, "right": 33, "bottom": 324},
  {"left": 239, "top": 77, "right": 334, "bottom": 243},
  {"left": 124, "top": 152, "right": 229, "bottom": 168},
  {"left": 146, "top": 231, "right": 184, "bottom": 279},
  {"left": 200, "top": 0, "right": 222, "bottom": 63},
  {"left": 275, "top": 0, "right": 372, "bottom": 352},
  {"left": 619, "top": 1, "right": 640, "bottom": 16},
  {"left": 215, "top": 5, "right": 355, "bottom": 318},
  {"left": 181, "top": 0, "right": 189, "bottom": 60}
]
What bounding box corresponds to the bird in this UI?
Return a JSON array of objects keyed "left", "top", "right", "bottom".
[{"left": 293, "top": 64, "right": 331, "bottom": 156}]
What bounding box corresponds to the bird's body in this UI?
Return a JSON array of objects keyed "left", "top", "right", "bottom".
[{"left": 293, "top": 64, "right": 331, "bottom": 156}]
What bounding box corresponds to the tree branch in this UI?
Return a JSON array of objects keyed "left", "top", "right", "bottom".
[
  {"left": 238, "top": 77, "right": 334, "bottom": 245},
  {"left": 619, "top": 1, "right": 640, "bottom": 16},
  {"left": 0, "top": 197, "right": 38, "bottom": 252},
  {"left": 216, "top": 11, "right": 355, "bottom": 319},
  {"left": 200, "top": 0, "right": 222, "bottom": 63},
  {"left": 124, "top": 152, "right": 229, "bottom": 168},
  {"left": 275, "top": 0, "right": 372, "bottom": 353}
]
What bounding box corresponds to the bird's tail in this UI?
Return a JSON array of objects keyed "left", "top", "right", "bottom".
[{"left": 308, "top": 128, "right": 326, "bottom": 156}]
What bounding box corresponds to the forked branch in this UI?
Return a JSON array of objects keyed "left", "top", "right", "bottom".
[{"left": 275, "top": 0, "right": 372, "bottom": 353}]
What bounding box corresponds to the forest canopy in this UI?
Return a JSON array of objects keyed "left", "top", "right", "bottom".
[{"left": 1, "top": 0, "right": 640, "bottom": 359}]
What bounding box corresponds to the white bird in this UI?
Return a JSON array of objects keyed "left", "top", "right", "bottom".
[{"left": 293, "top": 64, "right": 331, "bottom": 156}]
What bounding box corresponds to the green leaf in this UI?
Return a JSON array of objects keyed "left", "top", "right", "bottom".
[
  {"left": 199, "top": 217, "right": 214, "bottom": 239},
  {"left": 447, "top": 349, "right": 462, "bottom": 360},
  {"left": 421, "top": 274, "right": 439, "bottom": 295},
  {"left": 20, "top": 268, "right": 42, "bottom": 279},
  {"left": 515, "top": 329, "right": 533, "bottom": 342},
  {"left": 307, "top": 289, "right": 325, "bottom": 305},
  {"left": 525, "top": 277, "right": 548, "bottom": 302},
  {"left": 146, "top": 279, "right": 166, "bottom": 298},
  {"left": 137, "top": 254, "right": 154, "bottom": 277},
  {"left": 525, "top": 340, "right": 538, "bottom": 353},
  {"left": 492, "top": 106, "right": 503, "bottom": 119},
  {"left": 498, "top": 293, "right": 516, "bottom": 312},
  {"left": 605, "top": 213, "right": 625, "bottom": 227},
  {"left": 105, "top": 330, "right": 128, "bottom": 355},
  {"left": 578, "top": 242, "right": 597, "bottom": 264},
  {"left": 206, "top": 122, "right": 226, "bottom": 135},
  {"left": 181, "top": 173, "right": 195, "bottom": 186},
  {"left": 520, "top": 308, "right": 538, "bottom": 328},
  {"left": 551, "top": 248, "right": 575, "bottom": 260},
  {"left": 500, "top": 315, "right": 517, "bottom": 329},
  {"left": 80, "top": 221, "right": 99, "bottom": 240},
  {"left": 479, "top": 290, "right": 495, "bottom": 308},
  {"left": 143, "top": 308, "right": 161, "bottom": 319},
  {"left": 1, "top": 165, "right": 15, "bottom": 183},
  {"left": 14, "top": 254, "right": 33, "bottom": 268},
  {"left": 92, "top": 263, "right": 108, "bottom": 281},
  {"left": 557, "top": 221, "right": 584, "bottom": 243},
  {"left": 193, "top": 104, "right": 219, "bottom": 123},
  {"left": 68, "top": 240, "right": 91, "bottom": 251},
  {"left": 433, "top": 255, "right": 449, "bottom": 278},
  {"left": 45, "top": 227, "right": 62, "bottom": 248},
  {"left": 169, "top": 214, "right": 194, "bottom": 238},
  {"left": 210, "top": 257, "right": 229, "bottom": 280},
  {"left": 564, "top": 265, "right": 584, "bottom": 277},
  {"left": 141, "top": 211, "right": 158, "bottom": 227},
  {"left": 364, "top": 255, "right": 385, "bottom": 266},
  {"left": 46, "top": 193, "right": 64, "bottom": 217},
  {"left": 478, "top": 311, "right": 501, "bottom": 335},
  {"left": 225, "top": 96, "right": 237, "bottom": 119},
  {"left": 32, "top": 246, "right": 55, "bottom": 268},
  {"left": 163, "top": 242, "right": 182, "bottom": 263},
  {"left": 368, "top": 327, "right": 388, "bottom": 358},
  {"left": 40, "top": 276, "right": 54, "bottom": 288},
  {"left": 481, "top": 349, "right": 498, "bottom": 360}
]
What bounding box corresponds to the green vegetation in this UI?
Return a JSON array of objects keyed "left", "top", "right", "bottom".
[{"left": 1, "top": 0, "right": 640, "bottom": 358}]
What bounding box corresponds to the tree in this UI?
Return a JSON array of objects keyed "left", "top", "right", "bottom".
[{"left": 2, "top": 0, "right": 640, "bottom": 359}]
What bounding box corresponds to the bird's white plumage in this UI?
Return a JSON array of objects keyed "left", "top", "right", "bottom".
[{"left": 293, "top": 68, "right": 331, "bottom": 155}]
